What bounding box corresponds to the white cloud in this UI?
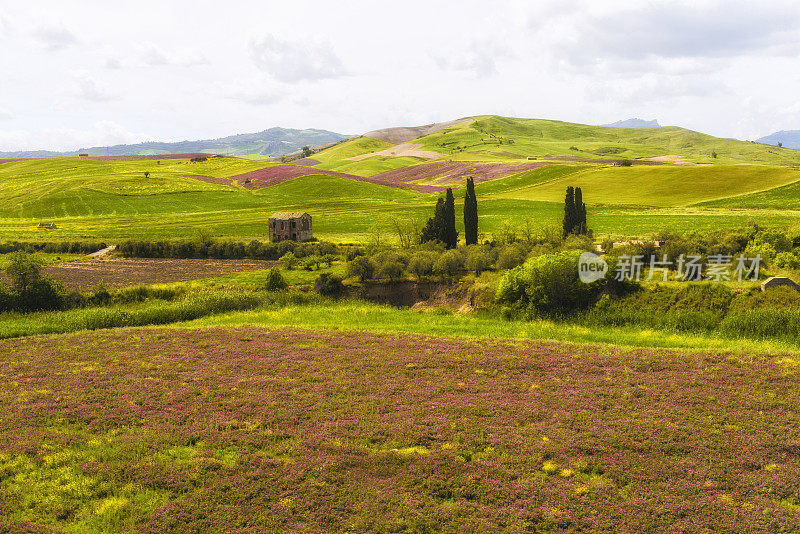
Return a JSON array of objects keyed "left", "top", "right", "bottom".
[
  {"left": 249, "top": 34, "right": 347, "bottom": 83},
  {"left": 104, "top": 57, "right": 123, "bottom": 69},
  {"left": 432, "top": 41, "right": 513, "bottom": 78},
  {"left": 0, "top": 107, "right": 13, "bottom": 120},
  {"left": 73, "top": 72, "right": 115, "bottom": 102},
  {"left": 139, "top": 42, "right": 208, "bottom": 67},
  {"left": 32, "top": 24, "right": 78, "bottom": 51},
  {"left": 530, "top": 1, "right": 800, "bottom": 75},
  {"left": 220, "top": 78, "right": 287, "bottom": 106}
]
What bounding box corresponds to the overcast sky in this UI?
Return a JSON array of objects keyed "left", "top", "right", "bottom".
[{"left": 1, "top": 0, "right": 798, "bottom": 151}]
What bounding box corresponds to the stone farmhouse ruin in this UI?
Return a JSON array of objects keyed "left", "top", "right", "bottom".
[{"left": 269, "top": 212, "right": 312, "bottom": 242}]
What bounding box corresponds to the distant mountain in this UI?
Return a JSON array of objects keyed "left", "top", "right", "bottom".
[
  {"left": 0, "top": 127, "right": 351, "bottom": 158},
  {"left": 755, "top": 130, "right": 800, "bottom": 150},
  {"left": 601, "top": 118, "right": 660, "bottom": 129}
]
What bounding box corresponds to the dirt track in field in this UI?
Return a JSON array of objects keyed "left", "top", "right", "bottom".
[
  {"left": 42, "top": 258, "right": 278, "bottom": 291},
  {"left": 346, "top": 142, "right": 444, "bottom": 161}
]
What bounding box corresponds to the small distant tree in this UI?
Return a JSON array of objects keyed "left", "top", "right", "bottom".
[
  {"left": 619, "top": 159, "right": 633, "bottom": 166},
  {"left": 301, "top": 146, "right": 312, "bottom": 158},
  {"left": 314, "top": 273, "right": 345, "bottom": 298},
  {"left": 144, "top": 171, "right": 150, "bottom": 179},
  {"left": 264, "top": 268, "right": 288, "bottom": 291},
  {"left": 346, "top": 256, "right": 375, "bottom": 282},
  {"left": 778, "top": 142, "right": 783, "bottom": 148},
  {"left": 711, "top": 151, "right": 718, "bottom": 158},
  {"left": 463, "top": 177, "right": 478, "bottom": 245}
]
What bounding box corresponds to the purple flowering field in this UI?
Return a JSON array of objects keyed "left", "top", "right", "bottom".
[{"left": 1, "top": 326, "right": 800, "bottom": 533}]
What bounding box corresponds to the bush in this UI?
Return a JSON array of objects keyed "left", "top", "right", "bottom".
[
  {"left": 619, "top": 159, "right": 633, "bottom": 166},
  {"left": 346, "top": 256, "right": 375, "bottom": 282},
  {"left": 314, "top": 274, "right": 345, "bottom": 298},
  {"left": 3, "top": 251, "right": 67, "bottom": 312},
  {"left": 263, "top": 268, "right": 288, "bottom": 291},
  {"left": 773, "top": 251, "right": 800, "bottom": 270},
  {"left": 434, "top": 249, "right": 464, "bottom": 278},
  {"left": 372, "top": 251, "right": 408, "bottom": 281},
  {"left": 496, "top": 250, "right": 606, "bottom": 316},
  {"left": 280, "top": 252, "right": 299, "bottom": 270},
  {"left": 408, "top": 251, "right": 438, "bottom": 280},
  {"left": 496, "top": 244, "right": 528, "bottom": 270},
  {"left": 464, "top": 245, "right": 493, "bottom": 275}
]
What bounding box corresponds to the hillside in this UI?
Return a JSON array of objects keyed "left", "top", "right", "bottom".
[
  {"left": 0, "top": 127, "right": 351, "bottom": 159},
  {"left": 601, "top": 118, "right": 660, "bottom": 128},
  {"left": 5, "top": 114, "right": 800, "bottom": 242},
  {"left": 756, "top": 130, "right": 800, "bottom": 150}
]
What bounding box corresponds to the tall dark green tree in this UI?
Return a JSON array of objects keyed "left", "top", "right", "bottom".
[
  {"left": 421, "top": 198, "right": 445, "bottom": 244},
  {"left": 575, "top": 187, "right": 587, "bottom": 235},
  {"left": 563, "top": 186, "right": 576, "bottom": 237},
  {"left": 443, "top": 188, "right": 458, "bottom": 249},
  {"left": 463, "top": 177, "right": 478, "bottom": 245}
]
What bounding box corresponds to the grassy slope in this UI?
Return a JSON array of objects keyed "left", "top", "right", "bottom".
[
  {"left": 5, "top": 114, "right": 800, "bottom": 242},
  {"left": 414, "top": 115, "right": 800, "bottom": 164},
  {"left": 697, "top": 179, "right": 800, "bottom": 209},
  {"left": 493, "top": 164, "right": 800, "bottom": 207}
]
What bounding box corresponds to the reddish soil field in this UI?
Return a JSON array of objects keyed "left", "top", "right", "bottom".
[
  {"left": 371, "top": 161, "right": 551, "bottom": 185},
  {"left": 184, "top": 165, "right": 447, "bottom": 193},
  {"left": 42, "top": 258, "right": 276, "bottom": 291}
]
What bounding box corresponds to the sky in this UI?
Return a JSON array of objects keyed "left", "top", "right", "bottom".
[{"left": 1, "top": 0, "right": 799, "bottom": 152}]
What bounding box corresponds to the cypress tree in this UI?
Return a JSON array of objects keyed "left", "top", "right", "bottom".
[
  {"left": 574, "top": 187, "right": 587, "bottom": 235},
  {"left": 463, "top": 177, "right": 478, "bottom": 245},
  {"left": 421, "top": 198, "right": 445, "bottom": 243},
  {"left": 563, "top": 186, "right": 576, "bottom": 237},
  {"left": 443, "top": 188, "right": 458, "bottom": 249}
]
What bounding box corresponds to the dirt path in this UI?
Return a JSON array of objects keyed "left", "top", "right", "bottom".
[
  {"left": 363, "top": 118, "right": 473, "bottom": 144},
  {"left": 346, "top": 142, "right": 444, "bottom": 161}
]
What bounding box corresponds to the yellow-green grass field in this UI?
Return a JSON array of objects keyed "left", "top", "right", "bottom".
[
  {"left": 3, "top": 130, "right": 800, "bottom": 244},
  {"left": 409, "top": 115, "right": 800, "bottom": 165}
]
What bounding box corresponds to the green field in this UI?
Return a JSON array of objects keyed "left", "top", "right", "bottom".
[
  {"left": 412, "top": 115, "right": 800, "bottom": 164},
  {"left": 2, "top": 115, "right": 800, "bottom": 243}
]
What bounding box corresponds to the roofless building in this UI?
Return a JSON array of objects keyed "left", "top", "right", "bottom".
[{"left": 269, "top": 212, "right": 312, "bottom": 242}]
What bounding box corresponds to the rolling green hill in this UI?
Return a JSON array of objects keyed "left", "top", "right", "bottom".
[
  {"left": 338, "top": 115, "right": 798, "bottom": 165},
  {"left": 4, "top": 114, "right": 800, "bottom": 243}
]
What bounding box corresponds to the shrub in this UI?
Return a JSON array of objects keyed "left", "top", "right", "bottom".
[
  {"left": 280, "top": 252, "right": 299, "bottom": 270},
  {"left": 263, "top": 268, "right": 288, "bottom": 291},
  {"left": 464, "top": 245, "right": 493, "bottom": 275},
  {"left": 619, "top": 159, "right": 633, "bottom": 166},
  {"left": 773, "top": 251, "right": 800, "bottom": 270},
  {"left": 496, "top": 244, "right": 528, "bottom": 270},
  {"left": 496, "top": 250, "right": 606, "bottom": 316},
  {"left": 3, "top": 251, "right": 67, "bottom": 312},
  {"left": 434, "top": 249, "right": 464, "bottom": 278},
  {"left": 346, "top": 256, "right": 376, "bottom": 282},
  {"left": 314, "top": 274, "right": 345, "bottom": 298},
  {"left": 408, "top": 251, "right": 438, "bottom": 280}
]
